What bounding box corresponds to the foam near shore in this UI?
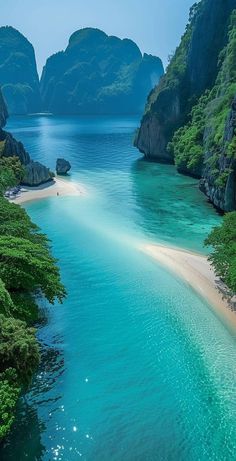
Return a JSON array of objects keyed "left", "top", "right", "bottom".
[
  {"left": 141, "top": 243, "right": 236, "bottom": 332},
  {"left": 9, "top": 177, "right": 85, "bottom": 204}
]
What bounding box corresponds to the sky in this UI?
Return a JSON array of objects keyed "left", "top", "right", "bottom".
[{"left": 0, "top": 0, "right": 194, "bottom": 76}]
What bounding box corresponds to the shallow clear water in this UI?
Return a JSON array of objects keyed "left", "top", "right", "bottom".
[{"left": 1, "top": 116, "right": 236, "bottom": 461}]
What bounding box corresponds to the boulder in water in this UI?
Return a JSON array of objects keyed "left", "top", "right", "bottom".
[{"left": 56, "top": 158, "right": 71, "bottom": 175}]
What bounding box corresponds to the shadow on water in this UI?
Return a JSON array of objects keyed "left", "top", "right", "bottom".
[
  {"left": 1, "top": 400, "right": 45, "bottom": 461},
  {"left": 0, "top": 336, "right": 65, "bottom": 461}
]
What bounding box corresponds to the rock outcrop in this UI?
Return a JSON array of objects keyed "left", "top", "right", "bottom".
[
  {"left": 22, "top": 161, "right": 52, "bottom": 186},
  {"left": 135, "top": 0, "right": 236, "bottom": 211},
  {"left": 200, "top": 96, "right": 236, "bottom": 211},
  {"left": 0, "top": 90, "right": 8, "bottom": 127},
  {"left": 0, "top": 87, "right": 52, "bottom": 185},
  {"left": 56, "top": 158, "right": 71, "bottom": 175},
  {"left": 0, "top": 26, "right": 41, "bottom": 114},
  {"left": 0, "top": 127, "right": 53, "bottom": 185},
  {"left": 40, "top": 28, "right": 164, "bottom": 115},
  {"left": 0, "top": 130, "right": 30, "bottom": 164}
]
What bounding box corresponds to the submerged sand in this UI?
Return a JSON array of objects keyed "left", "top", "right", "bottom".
[
  {"left": 141, "top": 243, "right": 236, "bottom": 332},
  {"left": 9, "top": 178, "right": 236, "bottom": 332},
  {"left": 9, "top": 177, "right": 86, "bottom": 204}
]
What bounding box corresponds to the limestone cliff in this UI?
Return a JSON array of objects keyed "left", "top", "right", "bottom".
[
  {"left": 22, "top": 161, "right": 52, "bottom": 186},
  {"left": 0, "top": 26, "right": 41, "bottom": 114},
  {"left": 40, "top": 28, "right": 164, "bottom": 115},
  {"left": 199, "top": 96, "right": 236, "bottom": 211},
  {"left": 135, "top": 0, "right": 236, "bottom": 211},
  {"left": 0, "top": 89, "right": 52, "bottom": 186},
  {"left": 0, "top": 90, "right": 8, "bottom": 127}
]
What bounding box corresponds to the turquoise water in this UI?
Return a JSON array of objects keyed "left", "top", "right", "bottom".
[{"left": 1, "top": 116, "right": 236, "bottom": 460}]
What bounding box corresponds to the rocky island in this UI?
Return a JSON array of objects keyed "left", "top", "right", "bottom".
[
  {"left": 40, "top": 28, "right": 164, "bottom": 115},
  {"left": 56, "top": 158, "right": 71, "bottom": 175},
  {"left": 0, "top": 26, "right": 41, "bottom": 114}
]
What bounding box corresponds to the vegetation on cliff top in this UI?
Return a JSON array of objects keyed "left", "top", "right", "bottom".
[
  {"left": 144, "top": 2, "right": 200, "bottom": 115},
  {"left": 168, "top": 10, "right": 236, "bottom": 180},
  {"left": 0, "top": 160, "right": 66, "bottom": 440}
]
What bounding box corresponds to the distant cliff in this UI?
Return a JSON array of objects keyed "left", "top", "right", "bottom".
[
  {"left": 135, "top": 0, "right": 236, "bottom": 212},
  {"left": 40, "top": 28, "right": 164, "bottom": 115},
  {"left": 0, "top": 89, "right": 52, "bottom": 185},
  {"left": 0, "top": 26, "right": 41, "bottom": 114}
]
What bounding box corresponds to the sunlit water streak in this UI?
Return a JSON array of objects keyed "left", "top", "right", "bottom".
[{"left": 1, "top": 116, "right": 236, "bottom": 461}]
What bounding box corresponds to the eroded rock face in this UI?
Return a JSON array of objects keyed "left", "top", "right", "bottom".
[
  {"left": 134, "top": 88, "right": 181, "bottom": 161},
  {"left": 200, "top": 96, "right": 236, "bottom": 211},
  {"left": 0, "top": 130, "right": 30, "bottom": 164},
  {"left": 56, "top": 158, "right": 71, "bottom": 175},
  {"left": 0, "top": 91, "right": 8, "bottom": 127},
  {"left": 186, "top": 0, "right": 236, "bottom": 95},
  {"left": 22, "top": 161, "right": 52, "bottom": 186}
]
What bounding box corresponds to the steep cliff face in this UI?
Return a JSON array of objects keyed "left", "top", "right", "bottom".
[
  {"left": 0, "top": 88, "right": 51, "bottom": 185},
  {"left": 135, "top": 0, "right": 236, "bottom": 211},
  {"left": 200, "top": 96, "right": 236, "bottom": 211},
  {"left": 0, "top": 26, "right": 41, "bottom": 114},
  {"left": 0, "top": 89, "right": 8, "bottom": 127},
  {"left": 187, "top": 0, "right": 236, "bottom": 94},
  {"left": 40, "top": 28, "right": 164, "bottom": 115}
]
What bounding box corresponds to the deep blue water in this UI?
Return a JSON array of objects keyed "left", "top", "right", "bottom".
[{"left": 1, "top": 116, "right": 236, "bottom": 461}]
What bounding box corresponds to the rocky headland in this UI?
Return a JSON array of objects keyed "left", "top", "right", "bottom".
[{"left": 135, "top": 0, "right": 236, "bottom": 212}]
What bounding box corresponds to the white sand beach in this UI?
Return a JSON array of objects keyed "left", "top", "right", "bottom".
[
  {"left": 141, "top": 243, "right": 236, "bottom": 331},
  {"left": 9, "top": 177, "right": 86, "bottom": 204}
]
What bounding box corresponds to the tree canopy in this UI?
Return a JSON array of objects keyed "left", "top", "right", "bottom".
[
  {"left": 205, "top": 212, "right": 236, "bottom": 292},
  {"left": 0, "top": 157, "right": 66, "bottom": 440}
]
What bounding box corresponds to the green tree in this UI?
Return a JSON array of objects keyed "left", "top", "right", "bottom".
[
  {"left": 0, "top": 368, "right": 20, "bottom": 440},
  {"left": 0, "top": 156, "right": 25, "bottom": 183},
  {"left": 0, "top": 156, "right": 25, "bottom": 194},
  {"left": 0, "top": 278, "right": 14, "bottom": 316},
  {"left": 0, "top": 167, "right": 16, "bottom": 194},
  {"left": 0, "top": 315, "right": 39, "bottom": 385},
  {"left": 0, "top": 197, "right": 47, "bottom": 245},
  {"left": 205, "top": 212, "right": 236, "bottom": 292},
  {"left": 0, "top": 236, "right": 66, "bottom": 304},
  {"left": 0, "top": 143, "right": 66, "bottom": 440}
]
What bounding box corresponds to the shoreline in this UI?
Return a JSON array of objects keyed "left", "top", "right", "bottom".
[
  {"left": 141, "top": 243, "right": 236, "bottom": 332},
  {"left": 8, "top": 177, "right": 236, "bottom": 332},
  {"left": 9, "top": 177, "right": 85, "bottom": 204}
]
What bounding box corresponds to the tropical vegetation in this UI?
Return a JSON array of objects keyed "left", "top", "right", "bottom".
[
  {"left": 205, "top": 212, "right": 236, "bottom": 293},
  {"left": 168, "top": 9, "right": 236, "bottom": 183},
  {"left": 0, "top": 158, "right": 66, "bottom": 440}
]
